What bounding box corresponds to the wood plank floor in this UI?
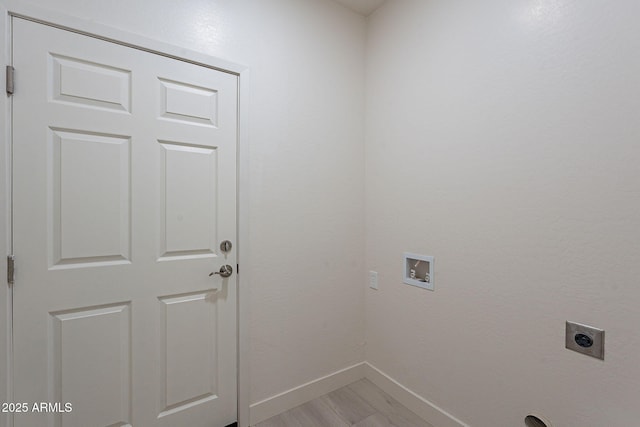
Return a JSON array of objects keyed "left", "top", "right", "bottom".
[{"left": 255, "top": 379, "right": 434, "bottom": 427}]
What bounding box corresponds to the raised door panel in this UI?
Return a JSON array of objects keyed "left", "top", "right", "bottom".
[
  {"left": 158, "top": 291, "right": 218, "bottom": 418},
  {"left": 50, "top": 303, "right": 132, "bottom": 427},
  {"left": 50, "top": 129, "right": 131, "bottom": 268},
  {"left": 50, "top": 54, "right": 132, "bottom": 112},
  {"left": 159, "top": 78, "right": 218, "bottom": 127},
  {"left": 158, "top": 142, "right": 217, "bottom": 260}
]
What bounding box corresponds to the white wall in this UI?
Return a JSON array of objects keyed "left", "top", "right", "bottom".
[
  {"left": 14, "top": 0, "right": 366, "bottom": 406},
  {"left": 365, "top": 1, "right": 640, "bottom": 426},
  {"left": 8, "top": 1, "right": 639, "bottom": 426}
]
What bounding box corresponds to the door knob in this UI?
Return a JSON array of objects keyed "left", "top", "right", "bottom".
[{"left": 209, "top": 265, "right": 233, "bottom": 278}]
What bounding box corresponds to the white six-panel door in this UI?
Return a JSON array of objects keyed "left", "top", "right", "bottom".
[{"left": 12, "top": 18, "right": 238, "bottom": 427}]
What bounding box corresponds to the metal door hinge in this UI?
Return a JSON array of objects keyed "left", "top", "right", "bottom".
[
  {"left": 7, "top": 255, "right": 15, "bottom": 286},
  {"left": 6, "top": 65, "right": 14, "bottom": 95}
]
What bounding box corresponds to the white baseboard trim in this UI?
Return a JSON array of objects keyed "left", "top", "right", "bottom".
[
  {"left": 249, "top": 362, "right": 366, "bottom": 425},
  {"left": 364, "top": 362, "right": 469, "bottom": 427},
  {"left": 248, "top": 361, "right": 468, "bottom": 427}
]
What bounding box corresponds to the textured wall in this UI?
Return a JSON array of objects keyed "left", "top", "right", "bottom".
[
  {"left": 10, "top": 1, "right": 638, "bottom": 425},
  {"left": 365, "top": 1, "right": 640, "bottom": 426},
  {"left": 18, "top": 0, "right": 366, "bottom": 404}
]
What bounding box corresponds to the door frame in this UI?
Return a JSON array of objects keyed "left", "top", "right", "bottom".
[{"left": 0, "top": 2, "right": 251, "bottom": 426}]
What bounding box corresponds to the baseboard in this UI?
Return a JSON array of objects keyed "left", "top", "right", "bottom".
[
  {"left": 248, "top": 361, "right": 468, "bottom": 427},
  {"left": 364, "top": 362, "right": 469, "bottom": 427},
  {"left": 249, "top": 362, "right": 366, "bottom": 425}
]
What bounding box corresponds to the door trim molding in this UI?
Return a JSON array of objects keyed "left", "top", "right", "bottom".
[{"left": 0, "top": 2, "right": 251, "bottom": 426}]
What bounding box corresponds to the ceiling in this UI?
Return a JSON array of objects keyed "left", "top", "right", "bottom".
[{"left": 333, "top": 0, "right": 387, "bottom": 16}]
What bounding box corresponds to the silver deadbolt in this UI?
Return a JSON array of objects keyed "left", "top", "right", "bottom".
[
  {"left": 220, "top": 240, "right": 232, "bottom": 253},
  {"left": 210, "top": 265, "right": 233, "bottom": 278}
]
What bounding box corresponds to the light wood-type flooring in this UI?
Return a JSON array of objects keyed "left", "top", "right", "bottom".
[{"left": 254, "top": 379, "right": 435, "bottom": 427}]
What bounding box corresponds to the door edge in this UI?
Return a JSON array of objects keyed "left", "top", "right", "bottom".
[{"left": 0, "top": 4, "right": 12, "bottom": 427}]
